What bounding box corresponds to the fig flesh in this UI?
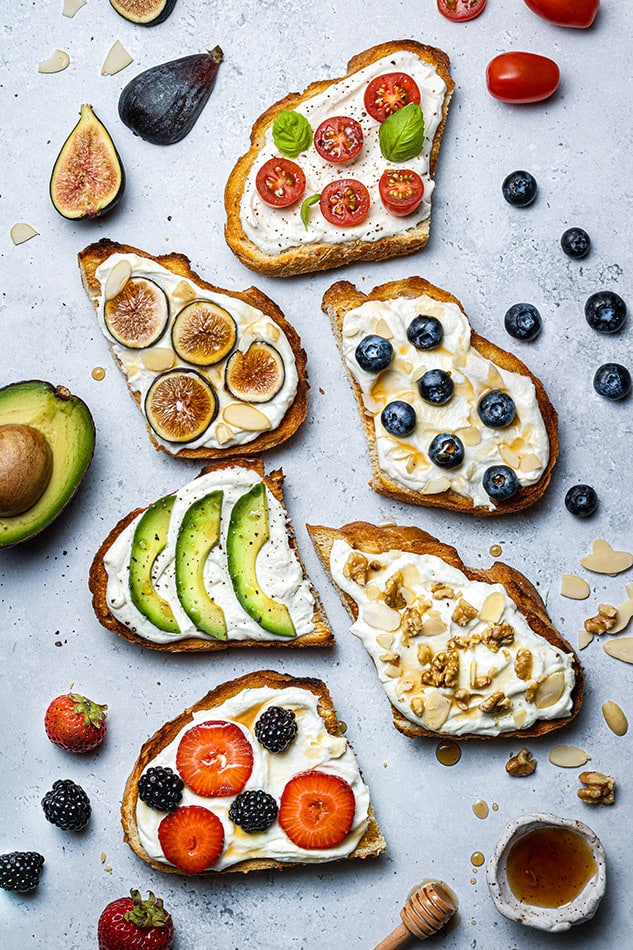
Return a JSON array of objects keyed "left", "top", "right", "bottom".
[
  {"left": 50, "top": 104, "right": 125, "bottom": 219},
  {"left": 171, "top": 301, "right": 237, "bottom": 366},
  {"left": 0, "top": 424, "right": 53, "bottom": 517},
  {"left": 109, "top": 0, "right": 178, "bottom": 26},
  {"left": 105, "top": 277, "right": 169, "bottom": 348},
  {"left": 118, "top": 47, "right": 223, "bottom": 145},
  {"left": 145, "top": 369, "right": 218, "bottom": 442},
  {"left": 225, "top": 342, "right": 285, "bottom": 403}
]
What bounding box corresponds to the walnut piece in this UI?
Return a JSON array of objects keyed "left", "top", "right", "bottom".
[
  {"left": 482, "top": 622, "right": 515, "bottom": 652},
  {"left": 402, "top": 603, "right": 431, "bottom": 640},
  {"left": 479, "top": 691, "right": 511, "bottom": 714},
  {"left": 506, "top": 747, "right": 537, "bottom": 777},
  {"left": 472, "top": 674, "right": 492, "bottom": 690},
  {"left": 454, "top": 688, "right": 471, "bottom": 710},
  {"left": 384, "top": 571, "right": 407, "bottom": 610},
  {"left": 514, "top": 648, "right": 533, "bottom": 681},
  {"left": 431, "top": 582, "right": 455, "bottom": 600},
  {"left": 577, "top": 770, "right": 616, "bottom": 805},
  {"left": 452, "top": 599, "right": 478, "bottom": 627},
  {"left": 410, "top": 696, "right": 425, "bottom": 717},
  {"left": 343, "top": 552, "right": 369, "bottom": 586},
  {"left": 421, "top": 651, "right": 460, "bottom": 688},
  {"left": 584, "top": 603, "right": 618, "bottom": 635}
]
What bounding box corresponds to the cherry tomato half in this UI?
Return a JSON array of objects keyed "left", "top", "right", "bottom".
[
  {"left": 379, "top": 169, "right": 424, "bottom": 217},
  {"left": 364, "top": 73, "right": 421, "bottom": 123},
  {"left": 314, "top": 116, "right": 364, "bottom": 164},
  {"left": 255, "top": 158, "right": 306, "bottom": 207},
  {"left": 320, "top": 179, "right": 370, "bottom": 227},
  {"left": 486, "top": 52, "right": 560, "bottom": 104},
  {"left": 523, "top": 0, "right": 599, "bottom": 29},
  {"left": 437, "top": 0, "right": 487, "bottom": 22}
]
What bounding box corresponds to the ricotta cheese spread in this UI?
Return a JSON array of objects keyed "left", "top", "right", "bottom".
[
  {"left": 340, "top": 294, "right": 550, "bottom": 509},
  {"left": 104, "top": 467, "right": 316, "bottom": 644},
  {"left": 136, "top": 686, "right": 371, "bottom": 869},
  {"left": 240, "top": 51, "right": 447, "bottom": 255},
  {"left": 330, "top": 539, "right": 575, "bottom": 737}
]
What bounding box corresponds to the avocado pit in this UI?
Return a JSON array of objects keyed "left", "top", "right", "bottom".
[{"left": 0, "top": 424, "right": 53, "bottom": 516}]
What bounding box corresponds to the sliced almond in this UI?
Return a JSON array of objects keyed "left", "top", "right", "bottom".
[
  {"left": 422, "top": 615, "right": 447, "bottom": 637},
  {"left": 342, "top": 324, "right": 359, "bottom": 338},
  {"left": 479, "top": 591, "right": 505, "bottom": 624},
  {"left": 548, "top": 744, "right": 591, "bottom": 768},
  {"left": 214, "top": 423, "right": 234, "bottom": 446},
  {"left": 38, "top": 49, "right": 70, "bottom": 74},
  {"left": 363, "top": 393, "right": 383, "bottom": 414},
  {"left": 453, "top": 350, "right": 468, "bottom": 369},
  {"left": 404, "top": 455, "right": 416, "bottom": 474},
  {"left": 487, "top": 365, "right": 505, "bottom": 389},
  {"left": 580, "top": 540, "right": 633, "bottom": 576},
  {"left": 375, "top": 318, "right": 393, "bottom": 339},
  {"left": 423, "top": 477, "right": 451, "bottom": 496},
  {"left": 603, "top": 637, "right": 633, "bottom": 664},
  {"left": 103, "top": 259, "right": 132, "bottom": 301},
  {"left": 101, "top": 40, "right": 133, "bottom": 77},
  {"left": 376, "top": 633, "right": 394, "bottom": 650},
  {"left": 578, "top": 629, "right": 594, "bottom": 651},
  {"left": 63, "top": 0, "right": 86, "bottom": 16},
  {"left": 422, "top": 693, "right": 451, "bottom": 731},
  {"left": 533, "top": 671, "right": 565, "bottom": 709},
  {"left": 10, "top": 222, "right": 39, "bottom": 245},
  {"left": 611, "top": 598, "right": 633, "bottom": 634},
  {"left": 222, "top": 403, "right": 271, "bottom": 432},
  {"left": 362, "top": 602, "right": 401, "bottom": 632},
  {"left": 627, "top": 583, "right": 633, "bottom": 598},
  {"left": 457, "top": 426, "right": 481, "bottom": 447},
  {"left": 384, "top": 664, "right": 401, "bottom": 679},
  {"left": 399, "top": 359, "right": 413, "bottom": 375},
  {"left": 602, "top": 700, "right": 628, "bottom": 736},
  {"left": 519, "top": 453, "right": 541, "bottom": 473},
  {"left": 266, "top": 322, "right": 281, "bottom": 342},
  {"left": 142, "top": 348, "right": 176, "bottom": 373},
  {"left": 499, "top": 444, "right": 520, "bottom": 469},
  {"left": 173, "top": 280, "right": 198, "bottom": 307},
  {"left": 560, "top": 573, "right": 591, "bottom": 600}
]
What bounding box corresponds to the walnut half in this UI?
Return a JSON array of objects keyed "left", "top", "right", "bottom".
[
  {"left": 479, "top": 691, "right": 511, "bottom": 714},
  {"left": 577, "top": 771, "right": 616, "bottom": 805},
  {"left": 343, "top": 551, "right": 369, "bottom": 586},
  {"left": 452, "top": 599, "right": 478, "bottom": 627},
  {"left": 505, "top": 747, "right": 537, "bottom": 777}
]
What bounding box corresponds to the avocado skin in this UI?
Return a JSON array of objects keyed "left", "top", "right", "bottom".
[
  {"left": 129, "top": 495, "right": 180, "bottom": 633},
  {"left": 226, "top": 483, "right": 296, "bottom": 637},
  {"left": 0, "top": 380, "right": 95, "bottom": 547},
  {"left": 175, "top": 490, "right": 227, "bottom": 640}
]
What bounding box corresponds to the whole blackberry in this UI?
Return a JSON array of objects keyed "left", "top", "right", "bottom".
[
  {"left": 137, "top": 766, "right": 184, "bottom": 812},
  {"left": 255, "top": 706, "right": 298, "bottom": 753},
  {"left": 42, "top": 779, "right": 91, "bottom": 831},
  {"left": 0, "top": 851, "right": 45, "bottom": 892},
  {"left": 229, "top": 790, "right": 278, "bottom": 833}
]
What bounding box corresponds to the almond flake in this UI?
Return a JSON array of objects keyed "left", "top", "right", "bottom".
[
  {"left": 363, "top": 393, "right": 383, "bottom": 414},
  {"left": 362, "top": 602, "right": 401, "bottom": 632},
  {"left": 548, "top": 744, "right": 591, "bottom": 768},
  {"left": 479, "top": 592, "right": 505, "bottom": 624},
  {"left": 222, "top": 403, "right": 271, "bottom": 432},
  {"left": 519, "top": 453, "right": 541, "bottom": 473},
  {"left": 38, "top": 49, "right": 70, "bottom": 73},
  {"left": 603, "top": 638, "right": 633, "bottom": 663},
  {"left": 63, "top": 0, "right": 87, "bottom": 17},
  {"left": 611, "top": 598, "right": 633, "bottom": 634},
  {"left": 342, "top": 324, "right": 359, "bottom": 337},
  {"left": 142, "top": 348, "right": 175, "bottom": 373},
  {"left": 423, "top": 477, "right": 451, "bottom": 496},
  {"left": 10, "top": 222, "right": 39, "bottom": 245},
  {"left": 499, "top": 444, "right": 520, "bottom": 469},
  {"left": 578, "top": 628, "right": 594, "bottom": 650},
  {"left": 487, "top": 365, "right": 505, "bottom": 389},
  {"left": 384, "top": 664, "right": 401, "bottom": 678},
  {"left": 422, "top": 693, "right": 451, "bottom": 731},
  {"left": 404, "top": 455, "right": 416, "bottom": 474},
  {"left": 101, "top": 40, "right": 133, "bottom": 77},
  {"left": 560, "top": 573, "right": 591, "bottom": 600},
  {"left": 580, "top": 540, "right": 633, "bottom": 576},
  {"left": 399, "top": 359, "right": 413, "bottom": 375},
  {"left": 103, "top": 259, "right": 132, "bottom": 301},
  {"left": 457, "top": 426, "right": 481, "bottom": 447},
  {"left": 375, "top": 318, "right": 393, "bottom": 339},
  {"left": 173, "top": 280, "right": 198, "bottom": 307},
  {"left": 422, "top": 615, "right": 447, "bottom": 637},
  {"left": 602, "top": 700, "right": 628, "bottom": 736},
  {"left": 376, "top": 633, "right": 394, "bottom": 650},
  {"left": 533, "top": 671, "right": 565, "bottom": 709},
  {"left": 266, "top": 322, "right": 281, "bottom": 342},
  {"left": 214, "top": 423, "right": 234, "bottom": 446}
]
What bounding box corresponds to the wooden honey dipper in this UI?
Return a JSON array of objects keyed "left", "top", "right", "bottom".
[{"left": 374, "top": 880, "right": 458, "bottom": 949}]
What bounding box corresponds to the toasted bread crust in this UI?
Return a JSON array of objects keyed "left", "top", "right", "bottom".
[
  {"left": 77, "top": 238, "right": 309, "bottom": 458},
  {"left": 307, "top": 521, "right": 584, "bottom": 740},
  {"left": 322, "top": 276, "right": 559, "bottom": 516},
  {"left": 224, "top": 41, "right": 454, "bottom": 277},
  {"left": 121, "top": 670, "right": 386, "bottom": 873},
  {"left": 88, "top": 457, "right": 334, "bottom": 652}
]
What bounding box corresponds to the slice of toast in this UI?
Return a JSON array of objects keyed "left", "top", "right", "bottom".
[
  {"left": 322, "top": 277, "right": 559, "bottom": 515},
  {"left": 122, "top": 670, "right": 386, "bottom": 874},
  {"left": 308, "top": 522, "right": 583, "bottom": 740},
  {"left": 224, "top": 40, "right": 454, "bottom": 276},
  {"left": 78, "top": 239, "right": 308, "bottom": 458},
  {"left": 89, "top": 457, "right": 334, "bottom": 652}
]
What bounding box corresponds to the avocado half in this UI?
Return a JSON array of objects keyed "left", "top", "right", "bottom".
[{"left": 0, "top": 381, "right": 95, "bottom": 547}]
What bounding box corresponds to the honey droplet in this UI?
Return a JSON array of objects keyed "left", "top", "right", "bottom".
[
  {"left": 338, "top": 721, "right": 347, "bottom": 734},
  {"left": 472, "top": 800, "right": 489, "bottom": 820},
  {"left": 470, "top": 878, "right": 477, "bottom": 885},
  {"left": 470, "top": 851, "right": 485, "bottom": 867},
  {"left": 436, "top": 739, "right": 461, "bottom": 766},
  {"left": 490, "top": 544, "right": 502, "bottom": 557},
  {"left": 92, "top": 366, "right": 106, "bottom": 381},
  {"left": 492, "top": 803, "right": 499, "bottom": 812}
]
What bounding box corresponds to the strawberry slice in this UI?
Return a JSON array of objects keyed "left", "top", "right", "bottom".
[
  {"left": 176, "top": 720, "right": 254, "bottom": 797},
  {"left": 158, "top": 805, "right": 224, "bottom": 873},
  {"left": 279, "top": 770, "right": 356, "bottom": 850}
]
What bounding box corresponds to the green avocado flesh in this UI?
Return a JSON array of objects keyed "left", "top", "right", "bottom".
[
  {"left": 129, "top": 495, "right": 180, "bottom": 633},
  {"left": 0, "top": 381, "right": 95, "bottom": 547},
  {"left": 175, "top": 490, "right": 227, "bottom": 640},
  {"left": 226, "top": 482, "right": 296, "bottom": 637}
]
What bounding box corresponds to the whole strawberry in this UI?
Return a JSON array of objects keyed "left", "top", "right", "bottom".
[
  {"left": 98, "top": 889, "right": 174, "bottom": 950},
  {"left": 44, "top": 692, "right": 107, "bottom": 753}
]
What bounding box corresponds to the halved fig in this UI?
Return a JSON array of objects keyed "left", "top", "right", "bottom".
[
  {"left": 50, "top": 104, "right": 125, "bottom": 219},
  {"left": 109, "top": 0, "right": 177, "bottom": 26},
  {"left": 224, "top": 342, "right": 285, "bottom": 404},
  {"left": 171, "top": 300, "right": 237, "bottom": 366},
  {"left": 145, "top": 369, "right": 217, "bottom": 443},
  {"left": 105, "top": 277, "right": 169, "bottom": 348}
]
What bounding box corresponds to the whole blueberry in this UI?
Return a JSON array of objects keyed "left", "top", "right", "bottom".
[
  {"left": 502, "top": 170, "right": 537, "bottom": 208},
  {"left": 478, "top": 390, "right": 517, "bottom": 428},
  {"left": 593, "top": 363, "right": 631, "bottom": 400},
  {"left": 381, "top": 400, "right": 417, "bottom": 436},
  {"left": 561, "top": 227, "right": 591, "bottom": 259},
  {"left": 407, "top": 315, "right": 444, "bottom": 350},
  {"left": 428, "top": 433, "right": 464, "bottom": 469},
  {"left": 355, "top": 334, "right": 394, "bottom": 371},
  {"left": 584, "top": 291, "right": 627, "bottom": 334},
  {"left": 417, "top": 369, "right": 454, "bottom": 405},
  {"left": 564, "top": 484, "right": 598, "bottom": 518},
  {"left": 483, "top": 465, "right": 520, "bottom": 502},
  {"left": 504, "top": 303, "right": 543, "bottom": 342}
]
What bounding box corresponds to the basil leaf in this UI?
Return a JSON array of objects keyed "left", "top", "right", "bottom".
[
  {"left": 272, "top": 110, "right": 313, "bottom": 158},
  {"left": 378, "top": 103, "right": 425, "bottom": 163},
  {"left": 300, "top": 194, "right": 321, "bottom": 229}
]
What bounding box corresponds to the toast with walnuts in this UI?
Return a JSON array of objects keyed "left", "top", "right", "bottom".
[
  {"left": 322, "top": 277, "right": 559, "bottom": 515},
  {"left": 78, "top": 239, "right": 308, "bottom": 458},
  {"left": 89, "top": 457, "right": 333, "bottom": 652},
  {"left": 224, "top": 40, "right": 454, "bottom": 277},
  {"left": 308, "top": 522, "right": 583, "bottom": 740},
  {"left": 122, "top": 670, "right": 386, "bottom": 874}
]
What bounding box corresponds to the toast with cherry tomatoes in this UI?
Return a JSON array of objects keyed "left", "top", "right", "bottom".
[{"left": 224, "top": 41, "right": 454, "bottom": 277}]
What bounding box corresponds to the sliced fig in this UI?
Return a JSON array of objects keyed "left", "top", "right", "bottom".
[
  {"left": 225, "top": 342, "right": 285, "bottom": 404},
  {"left": 171, "top": 300, "right": 237, "bottom": 366},
  {"left": 145, "top": 369, "right": 218, "bottom": 443},
  {"left": 104, "top": 277, "right": 169, "bottom": 348},
  {"left": 50, "top": 104, "right": 125, "bottom": 219},
  {"left": 109, "top": 0, "right": 178, "bottom": 26}
]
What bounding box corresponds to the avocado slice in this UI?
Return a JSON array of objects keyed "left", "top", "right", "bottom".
[
  {"left": 226, "top": 482, "right": 296, "bottom": 637},
  {"left": 175, "top": 490, "right": 227, "bottom": 640},
  {"left": 0, "top": 380, "right": 95, "bottom": 547},
  {"left": 129, "top": 495, "right": 180, "bottom": 633}
]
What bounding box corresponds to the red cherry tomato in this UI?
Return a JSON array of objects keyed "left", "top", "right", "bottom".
[
  {"left": 320, "top": 179, "right": 370, "bottom": 227},
  {"left": 379, "top": 169, "right": 425, "bottom": 217},
  {"left": 255, "top": 158, "right": 306, "bottom": 207},
  {"left": 486, "top": 52, "right": 560, "bottom": 104},
  {"left": 523, "top": 0, "right": 599, "bottom": 29},
  {"left": 364, "top": 73, "right": 421, "bottom": 123},
  {"left": 314, "top": 116, "right": 364, "bottom": 164},
  {"left": 437, "top": 0, "right": 487, "bottom": 22}
]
